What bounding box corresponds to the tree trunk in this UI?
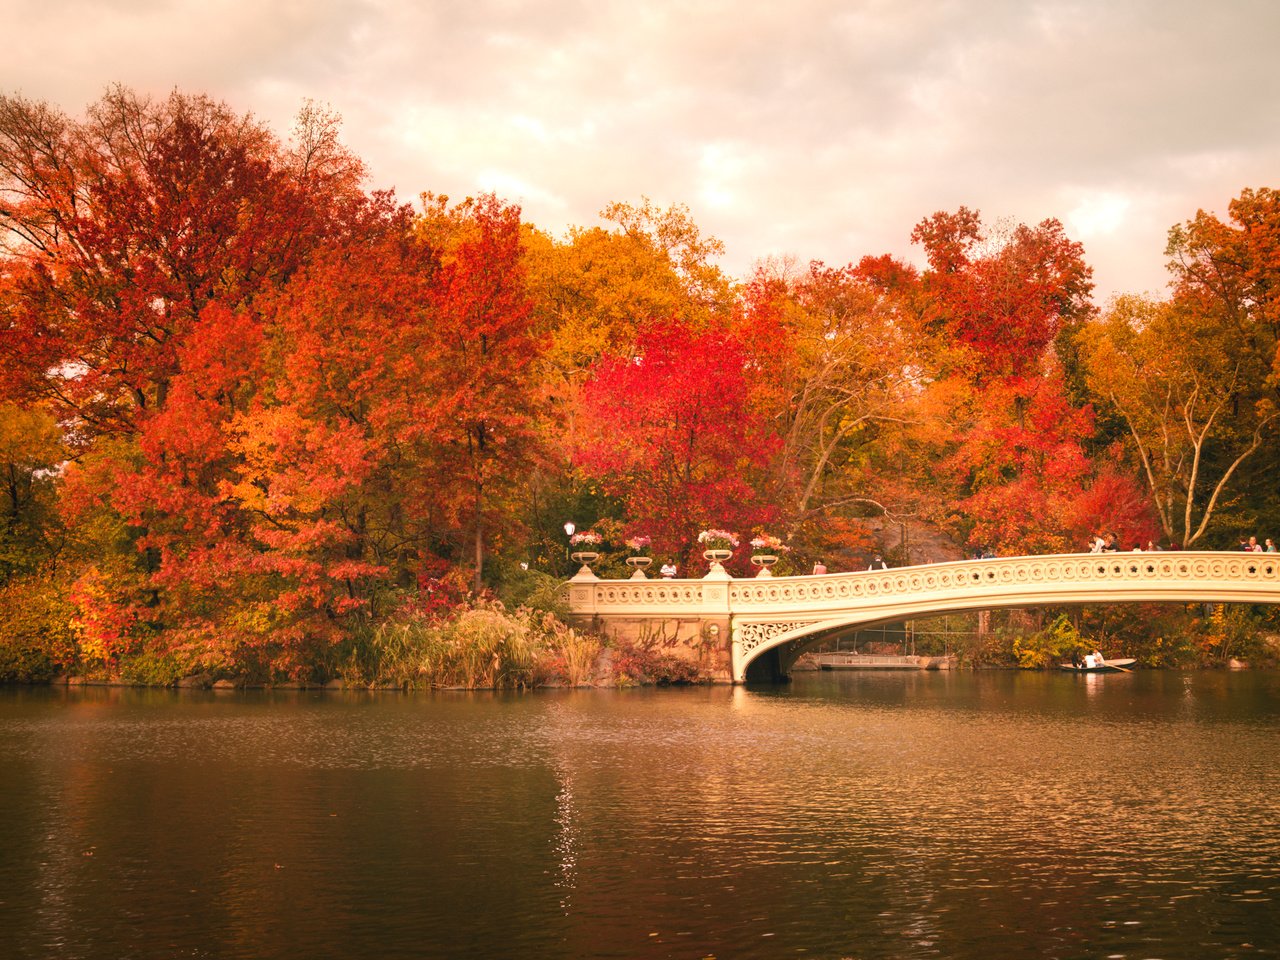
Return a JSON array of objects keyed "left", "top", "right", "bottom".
[{"left": 473, "top": 482, "right": 484, "bottom": 593}]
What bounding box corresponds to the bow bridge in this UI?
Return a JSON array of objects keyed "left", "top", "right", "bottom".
[{"left": 563, "top": 552, "right": 1280, "bottom": 683}]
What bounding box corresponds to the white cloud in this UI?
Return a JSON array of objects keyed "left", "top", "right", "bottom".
[
  {"left": 3, "top": 0, "right": 1279, "bottom": 300},
  {"left": 1066, "top": 191, "right": 1133, "bottom": 241}
]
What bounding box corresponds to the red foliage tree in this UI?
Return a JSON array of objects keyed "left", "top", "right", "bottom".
[
  {"left": 948, "top": 374, "right": 1158, "bottom": 554},
  {"left": 0, "top": 88, "right": 364, "bottom": 435},
  {"left": 574, "top": 318, "right": 781, "bottom": 568},
  {"left": 912, "top": 208, "right": 1094, "bottom": 378}
]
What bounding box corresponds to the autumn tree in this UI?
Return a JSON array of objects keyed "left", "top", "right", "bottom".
[
  {"left": 574, "top": 318, "right": 780, "bottom": 565},
  {"left": 911, "top": 208, "right": 1094, "bottom": 379},
  {"left": 1163, "top": 187, "right": 1280, "bottom": 533},
  {"left": 0, "top": 87, "right": 364, "bottom": 435},
  {"left": 517, "top": 201, "right": 738, "bottom": 568},
  {"left": 0, "top": 403, "right": 65, "bottom": 581},
  {"left": 0, "top": 87, "right": 383, "bottom": 675},
  {"left": 597, "top": 197, "right": 732, "bottom": 311},
  {"left": 943, "top": 372, "right": 1157, "bottom": 553},
  {"left": 415, "top": 194, "right": 544, "bottom": 591},
  {"left": 523, "top": 197, "right": 735, "bottom": 432},
  {"left": 745, "top": 259, "right": 925, "bottom": 522},
  {"left": 885, "top": 208, "right": 1156, "bottom": 555},
  {"left": 1078, "top": 294, "right": 1277, "bottom": 547},
  {"left": 1166, "top": 187, "right": 1280, "bottom": 364}
]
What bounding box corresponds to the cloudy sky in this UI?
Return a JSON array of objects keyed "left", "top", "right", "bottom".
[{"left": 4, "top": 0, "right": 1278, "bottom": 301}]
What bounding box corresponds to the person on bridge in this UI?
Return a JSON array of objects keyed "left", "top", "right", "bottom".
[
  {"left": 660, "top": 559, "right": 677, "bottom": 578},
  {"left": 812, "top": 560, "right": 828, "bottom": 575},
  {"left": 867, "top": 555, "right": 888, "bottom": 571}
]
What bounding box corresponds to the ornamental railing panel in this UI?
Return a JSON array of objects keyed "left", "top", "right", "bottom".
[
  {"left": 727, "top": 552, "right": 1280, "bottom": 610},
  {"left": 564, "top": 552, "right": 1280, "bottom": 622},
  {"left": 735, "top": 621, "right": 814, "bottom": 653}
]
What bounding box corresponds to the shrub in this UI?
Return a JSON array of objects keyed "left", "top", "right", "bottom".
[
  {"left": 1013, "top": 613, "right": 1084, "bottom": 669},
  {"left": 117, "top": 648, "right": 192, "bottom": 686},
  {"left": 448, "top": 606, "right": 538, "bottom": 689},
  {"left": 610, "top": 636, "right": 706, "bottom": 685},
  {"left": 0, "top": 572, "right": 78, "bottom": 682},
  {"left": 496, "top": 569, "right": 569, "bottom": 618},
  {"left": 1196, "top": 603, "right": 1269, "bottom": 666}
]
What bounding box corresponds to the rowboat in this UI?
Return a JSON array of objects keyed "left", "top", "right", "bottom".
[{"left": 1059, "top": 657, "right": 1135, "bottom": 673}]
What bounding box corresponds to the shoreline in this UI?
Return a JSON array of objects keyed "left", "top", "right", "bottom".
[{"left": 0, "top": 659, "right": 1265, "bottom": 692}]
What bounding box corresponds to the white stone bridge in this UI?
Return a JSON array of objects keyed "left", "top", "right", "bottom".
[{"left": 564, "top": 552, "right": 1280, "bottom": 683}]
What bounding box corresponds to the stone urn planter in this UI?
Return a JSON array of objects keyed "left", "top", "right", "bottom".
[
  {"left": 702, "top": 548, "right": 733, "bottom": 573},
  {"left": 750, "top": 554, "right": 778, "bottom": 577},
  {"left": 570, "top": 551, "right": 599, "bottom": 577},
  {"left": 626, "top": 556, "right": 653, "bottom": 579}
]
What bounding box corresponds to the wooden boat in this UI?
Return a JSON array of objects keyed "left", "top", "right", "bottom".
[{"left": 1059, "top": 657, "right": 1135, "bottom": 673}]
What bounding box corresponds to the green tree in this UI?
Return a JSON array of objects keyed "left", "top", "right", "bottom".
[
  {"left": 1078, "top": 294, "right": 1278, "bottom": 546},
  {"left": 0, "top": 403, "right": 64, "bottom": 581}
]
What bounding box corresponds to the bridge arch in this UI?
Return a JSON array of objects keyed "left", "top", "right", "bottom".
[{"left": 731, "top": 552, "right": 1280, "bottom": 682}]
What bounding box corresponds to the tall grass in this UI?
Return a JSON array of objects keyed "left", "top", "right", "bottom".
[{"left": 340, "top": 598, "right": 603, "bottom": 689}]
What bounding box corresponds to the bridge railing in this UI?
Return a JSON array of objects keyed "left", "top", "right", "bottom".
[
  {"left": 729, "top": 551, "right": 1280, "bottom": 610},
  {"left": 565, "top": 551, "right": 1280, "bottom": 619}
]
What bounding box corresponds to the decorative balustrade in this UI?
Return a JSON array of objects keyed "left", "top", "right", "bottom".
[
  {"left": 728, "top": 552, "right": 1280, "bottom": 609},
  {"left": 567, "top": 552, "right": 1280, "bottom": 616},
  {"left": 591, "top": 581, "right": 705, "bottom": 606}
]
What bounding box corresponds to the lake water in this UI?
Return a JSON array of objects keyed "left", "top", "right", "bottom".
[{"left": 0, "top": 671, "right": 1277, "bottom": 959}]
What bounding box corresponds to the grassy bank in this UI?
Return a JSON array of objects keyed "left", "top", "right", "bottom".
[
  {"left": 4, "top": 570, "right": 1280, "bottom": 687},
  {"left": 0, "top": 568, "right": 721, "bottom": 688}
]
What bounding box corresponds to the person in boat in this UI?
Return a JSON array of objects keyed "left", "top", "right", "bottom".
[
  {"left": 1092, "top": 649, "right": 1106, "bottom": 667},
  {"left": 1070, "top": 650, "right": 1083, "bottom": 669}
]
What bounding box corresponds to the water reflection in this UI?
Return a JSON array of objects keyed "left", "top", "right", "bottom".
[{"left": 0, "top": 674, "right": 1277, "bottom": 959}]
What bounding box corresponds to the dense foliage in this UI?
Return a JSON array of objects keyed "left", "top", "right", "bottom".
[{"left": 3, "top": 88, "right": 1279, "bottom": 683}]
